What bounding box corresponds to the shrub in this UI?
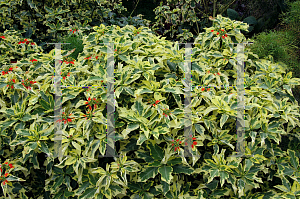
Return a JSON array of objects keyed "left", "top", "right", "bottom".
[{"left": 0, "top": 15, "right": 300, "bottom": 198}]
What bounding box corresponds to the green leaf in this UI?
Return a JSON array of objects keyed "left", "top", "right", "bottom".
[
  {"left": 227, "top": 9, "right": 239, "bottom": 20},
  {"left": 138, "top": 167, "right": 158, "bottom": 182},
  {"left": 210, "top": 169, "right": 219, "bottom": 179},
  {"left": 118, "top": 55, "right": 129, "bottom": 62},
  {"left": 194, "top": 124, "right": 205, "bottom": 136},
  {"left": 79, "top": 188, "right": 97, "bottom": 199},
  {"left": 40, "top": 142, "right": 50, "bottom": 154},
  {"left": 291, "top": 180, "right": 300, "bottom": 194},
  {"left": 167, "top": 60, "right": 176, "bottom": 72},
  {"left": 16, "top": 129, "right": 31, "bottom": 136},
  {"left": 245, "top": 159, "right": 253, "bottom": 172},
  {"left": 274, "top": 185, "right": 290, "bottom": 193},
  {"left": 28, "top": 142, "right": 37, "bottom": 150},
  {"left": 243, "top": 16, "right": 257, "bottom": 26},
  {"left": 53, "top": 175, "right": 64, "bottom": 190},
  {"left": 27, "top": 0, "right": 38, "bottom": 11},
  {"left": 288, "top": 149, "right": 299, "bottom": 169},
  {"left": 219, "top": 171, "right": 229, "bottom": 187},
  {"left": 158, "top": 165, "right": 173, "bottom": 184},
  {"left": 65, "top": 157, "right": 77, "bottom": 166},
  {"left": 134, "top": 101, "right": 144, "bottom": 116},
  {"left": 86, "top": 33, "right": 96, "bottom": 42},
  {"left": 238, "top": 179, "right": 245, "bottom": 196},
  {"left": 281, "top": 176, "right": 291, "bottom": 192},
  {"left": 10, "top": 90, "right": 19, "bottom": 106},
  {"left": 6, "top": 175, "right": 25, "bottom": 182},
  {"left": 220, "top": 114, "right": 229, "bottom": 129},
  {"left": 135, "top": 88, "right": 153, "bottom": 95},
  {"left": 146, "top": 140, "right": 164, "bottom": 160},
  {"left": 76, "top": 181, "right": 90, "bottom": 195},
  {"left": 206, "top": 180, "right": 218, "bottom": 191},
  {"left": 203, "top": 106, "right": 219, "bottom": 116},
  {"left": 172, "top": 164, "right": 194, "bottom": 175},
  {"left": 137, "top": 133, "right": 148, "bottom": 145}
]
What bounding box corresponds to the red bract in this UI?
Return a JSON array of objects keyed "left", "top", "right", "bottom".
[
  {"left": 4, "top": 162, "right": 8, "bottom": 164},
  {"left": 84, "top": 57, "right": 92, "bottom": 60},
  {"left": 137, "top": 32, "right": 139, "bottom": 34},
  {"left": 30, "top": 59, "right": 37, "bottom": 62},
  {"left": 222, "top": 36, "right": 225, "bottom": 39},
  {"left": 2, "top": 180, "right": 8, "bottom": 185},
  {"left": 0, "top": 36, "right": 5, "bottom": 39},
  {"left": 225, "top": 34, "right": 228, "bottom": 37},
  {"left": 207, "top": 88, "right": 211, "bottom": 91},
  {"left": 211, "top": 30, "right": 214, "bottom": 32},
  {"left": 201, "top": 88, "right": 205, "bottom": 91},
  {"left": 217, "top": 72, "right": 221, "bottom": 75},
  {"left": 192, "top": 137, "right": 196, "bottom": 140},
  {"left": 193, "top": 141, "right": 197, "bottom": 145},
  {"left": 4, "top": 173, "right": 8, "bottom": 177},
  {"left": 216, "top": 32, "right": 219, "bottom": 35},
  {"left": 207, "top": 71, "right": 210, "bottom": 74},
  {"left": 0, "top": 168, "right": 2, "bottom": 172}
]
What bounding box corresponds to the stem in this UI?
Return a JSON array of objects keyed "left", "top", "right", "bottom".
[
  {"left": 213, "top": 0, "right": 216, "bottom": 18},
  {"left": 219, "top": 0, "right": 237, "bottom": 15},
  {"left": 193, "top": 8, "right": 200, "bottom": 35},
  {"left": 130, "top": 0, "right": 140, "bottom": 17},
  {"left": 202, "top": 0, "right": 208, "bottom": 16}
]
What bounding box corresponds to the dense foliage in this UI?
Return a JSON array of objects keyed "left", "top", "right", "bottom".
[{"left": 1, "top": 13, "right": 300, "bottom": 198}]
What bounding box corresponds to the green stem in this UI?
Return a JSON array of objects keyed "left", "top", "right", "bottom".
[
  {"left": 193, "top": 8, "right": 200, "bottom": 35},
  {"left": 130, "top": 0, "right": 140, "bottom": 17},
  {"left": 213, "top": 0, "right": 217, "bottom": 18},
  {"left": 219, "top": 0, "right": 237, "bottom": 15}
]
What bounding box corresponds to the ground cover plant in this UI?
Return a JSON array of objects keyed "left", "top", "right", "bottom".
[{"left": 0, "top": 13, "right": 300, "bottom": 199}]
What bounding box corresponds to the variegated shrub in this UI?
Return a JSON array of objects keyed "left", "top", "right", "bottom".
[{"left": 0, "top": 15, "right": 300, "bottom": 198}]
